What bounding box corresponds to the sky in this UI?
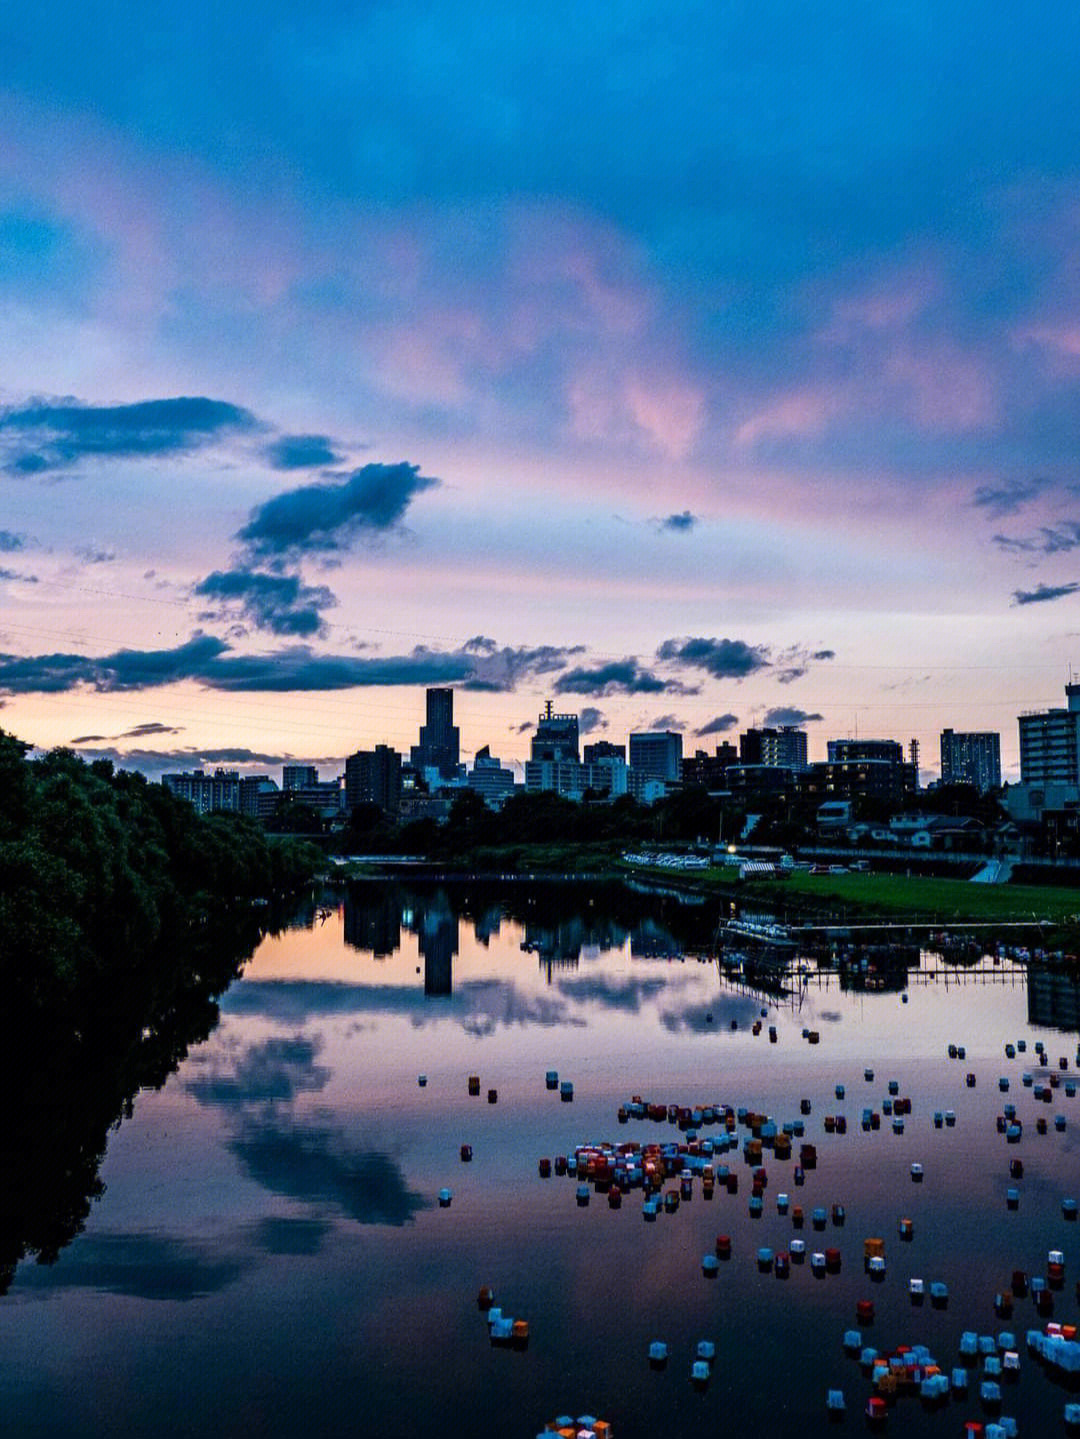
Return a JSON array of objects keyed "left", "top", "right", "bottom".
[{"left": 2, "top": 2, "right": 1080, "bottom": 782}]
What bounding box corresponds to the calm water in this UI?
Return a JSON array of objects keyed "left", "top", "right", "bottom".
[{"left": 3, "top": 880, "right": 1080, "bottom": 1437}]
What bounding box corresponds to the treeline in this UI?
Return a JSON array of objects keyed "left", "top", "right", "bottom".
[
  {"left": 340, "top": 785, "right": 732, "bottom": 860},
  {"left": 0, "top": 731, "right": 322, "bottom": 1010}
]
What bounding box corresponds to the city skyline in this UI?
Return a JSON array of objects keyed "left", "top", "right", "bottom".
[{"left": 2, "top": 3, "right": 1080, "bottom": 780}]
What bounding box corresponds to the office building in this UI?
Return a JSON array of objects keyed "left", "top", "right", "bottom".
[
  {"left": 827, "top": 738, "right": 905, "bottom": 766},
  {"left": 283, "top": 765, "right": 318, "bottom": 791},
  {"left": 739, "top": 726, "right": 808, "bottom": 769},
  {"left": 524, "top": 757, "right": 585, "bottom": 798},
  {"left": 467, "top": 747, "right": 516, "bottom": 806},
  {"left": 411, "top": 687, "right": 461, "bottom": 779},
  {"left": 239, "top": 775, "right": 280, "bottom": 820},
  {"left": 162, "top": 768, "right": 240, "bottom": 813},
  {"left": 583, "top": 740, "right": 626, "bottom": 764},
  {"left": 939, "top": 730, "right": 1002, "bottom": 793},
  {"left": 532, "top": 701, "right": 579, "bottom": 762},
  {"left": 682, "top": 744, "right": 738, "bottom": 789},
  {"left": 628, "top": 730, "right": 683, "bottom": 782},
  {"left": 1019, "top": 685, "right": 1080, "bottom": 785},
  {"left": 345, "top": 745, "right": 403, "bottom": 815}
]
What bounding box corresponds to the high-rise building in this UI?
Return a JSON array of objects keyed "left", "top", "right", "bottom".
[
  {"left": 681, "top": 744, "right": 738, "bottom": 789},
  {"left": 1019, "top": 685, "right": 1080, "bottom": 785},
  {"left": 283, "top": 765, "right": 318, "bottom": 791},
  {"left": 410, "top": 687, "right": 460, "bottom": 778},
  {"left": 239, "top": 774, "right": 280, "bottom": 819},
  {"left": 739, "top": 726, "right": 808, "bottom": 769},
  {"left": 467, "top": 746, "right": 516, "bottom": 806},
  {"left": 629, "top": 730, "right": 683, "bottom": 781},
  {"left": 162, "top": 768, "right": 240, "bottom": 813},
  {"left": 940, "top": 730, "right": 1001, "bottom": 793},
  {"left": 345, "top": 745, "right": 402, "bottom": 814},
  {"left": 827, "top": 738, "right": 905, "bottom": 766},
  {"left": 582, "top": 739, "right": 626, "bottom": 764},
  {"left": 531, "top": 701, "right": 579, "bottom": 762}
]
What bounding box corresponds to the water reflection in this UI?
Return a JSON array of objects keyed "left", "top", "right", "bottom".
[
  {"left": 228, "top": 1117, "right": 428, "bottom": 1226},
  {"left": 12, "top": 1231, "right": 251, "bottom": 1302},
  {"left": 0, "top": 905, "right": 267, "bottom": 1295},
  {"left": 5, "top": 878, "right": 1080, "bottom": 1439}
]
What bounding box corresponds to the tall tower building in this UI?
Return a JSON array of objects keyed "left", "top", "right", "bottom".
[
  {"left": 629, "top": 730, "right": 683, "bottom": 781},
  {"left": 939, "top": 730, "right": 1001, "bottom": 793},
  {"left": 531, "top": 701, "right": 580, "bottom": 762},
  {"left": 1018, "top": 685, "right": 1080, "bottom": 785},
  {"left": 411, "top": 687, "right": 460, "bottom": 778}
]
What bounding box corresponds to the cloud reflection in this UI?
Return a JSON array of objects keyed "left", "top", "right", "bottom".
[
  {"left": 13, "top": 1232, "right": 249, "bottom": 1301},
  {"left": 229, "top": 1119, "right": 428, "bottom": 1227}
]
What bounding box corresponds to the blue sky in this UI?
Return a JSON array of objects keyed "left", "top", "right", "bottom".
[{"left": 2, "top": 1, "right": 1080, "bottom": 778}]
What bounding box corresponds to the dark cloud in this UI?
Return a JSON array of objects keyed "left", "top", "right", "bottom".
[
  {"left": 70, "top": 721, "right": 183, "bottom": 744},
  {"left": 649, "top": 713, "right": 686, "bottom": 731},
  {"left": 514, "top": 721, "right": 534, "bottom": 734},
  {"left": 228, "top": 1117, "right": 428, "bottom": 1227},
  {"left": 658, "top": 510, "right": 698, "bottom": 532},
  {"left": 120, "top": 721, "right": 182, "bottom": 738},
  {"left": 65, "top": 746, "right": 320, "bottom": 780},
  {"left": 696, "top": 713, "right": 739, "bottom": 735},
  {"left": 194, "top": 568, "right": 337, "bottom": 638},
  {"left": 0, "top": 635, "right": 466, "bottom": 695},
  {"left": 74, "top": 546, "right": 116, "bottom": 564},
  {"left": 773, "top": 643, "right": 835, "bottom": 685},
  {"left": 656, "top": 636, "right": 771, "bottom": 680},
  {"left": 994, "top": 522, "right": 1080, "bottom": 555},
  {"left": 236, "top": 462, "right": 438, "bottom": 560},
  {"left": 554, "top": 659, "right": 695, "bottom": 696},
  {"left": 13, "top": 1233, "right": 248, "bottom": 1302},
  {"left": 186, "top": 1036, "right": 330, "bottom": 1108},
  {"left": 579, "top": 706, "right": 607, "bottom": 734},
  {"left": 263, "top": 434, "right": 342, "bottom": 470},
  {"left": 0, "top": 396, "right": 256, "bottom": 474},
  {"left": 0, "top": 633, "right": 586, "bottom": 697},
  {"left": 0, "top": 530, "right": 24, "bottom": 552},
  {"left": 762, "top": 706, "right": 823, "bottom": 725},
  {"left": 462, "top": 642, "right": 583, "bottom": 691},
  {"left": 0, "top": 632, "right": 229, "bottom": 693},
  {"left": 204, "top": 647, "right": 474, "bottom": 693},
  {"left": 973, "top": 478, "right": 1047, "bottom": 516},
  {"left": 0, "top": 567, "right": 37, "bottom": 583},
  {"left": 1012, "top": 582, "right": 1080, "bottom": 605}
]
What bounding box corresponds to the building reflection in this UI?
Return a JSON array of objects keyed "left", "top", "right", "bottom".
[
  {"left": 343, "top": 888, "right": 402, "bottom": 958},
  {"left": 417, "top": 907, "right": 458, "bottom": 997},
  {"left": 1027, "top": 964, "right": 1080, "bottom": 1032}
]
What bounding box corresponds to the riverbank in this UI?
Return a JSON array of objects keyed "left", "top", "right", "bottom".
[{"left": 342, "top": 839, "right": 1080, "bottom": 932}]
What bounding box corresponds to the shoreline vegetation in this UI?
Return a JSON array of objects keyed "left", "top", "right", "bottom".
[
  {"left": 336, "top": 787, "right": 1080, "bottom": 930},
  {"left": 347, "top": 847, "right": 1080, "bottom": 931},
  {"left": 0, "top": 730, "right": 323, "bottom": 1290},
  {"left": 1, "top": 730, "right": 323, "bottom": 1013}
]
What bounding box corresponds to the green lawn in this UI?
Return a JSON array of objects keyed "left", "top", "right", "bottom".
[{"left": 741, "top": 870, "right": 1080, "bottom": 924}]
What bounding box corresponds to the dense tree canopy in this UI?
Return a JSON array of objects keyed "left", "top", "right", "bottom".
[{"left": 0, "top": 730, "right": 321, "bottom": 1010}]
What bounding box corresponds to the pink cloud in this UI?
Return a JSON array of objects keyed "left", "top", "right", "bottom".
[
  {"left": 734, "top": 386, "right": 847, "bottom": 447},
  {"left": 820, "top": 268, "right": 939, "bottom": 343},
  {"left": 1014, "top": 322, "right": 1080, "bottom": 367},
  {"left": 883, "top": 343, "right": 997, "bottom": 431}
]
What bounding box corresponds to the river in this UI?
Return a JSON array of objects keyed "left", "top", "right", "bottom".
[{"left": 2, "top": 880, "right": 1078, "bottom": 1437}]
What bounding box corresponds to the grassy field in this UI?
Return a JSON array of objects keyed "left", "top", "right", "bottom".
[{"left": 739, "top": 870, "right": 1080, "bottom": 924}]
